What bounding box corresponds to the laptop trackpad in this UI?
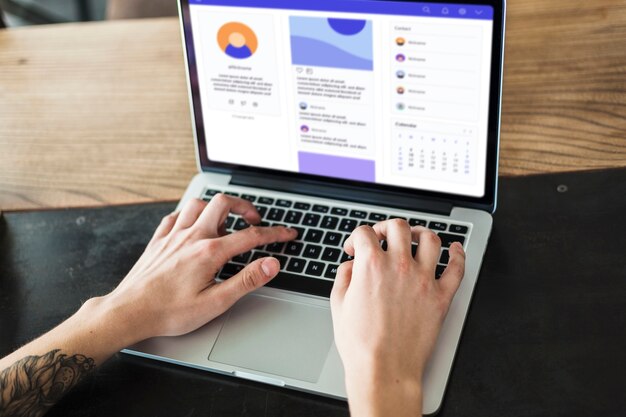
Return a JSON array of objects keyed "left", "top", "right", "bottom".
[{"left": 209, "top": 294, "right": 334, "bottom": 383}]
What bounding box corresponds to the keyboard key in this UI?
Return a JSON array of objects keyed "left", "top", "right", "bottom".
[
  {"left": 340, "top": 252, "right": 354, "bottom": 263},
  {"left": 221, "top": 263, "right": 244, "bottom": 278},
  {"left": 291, "top": 227, "right": 305, "bottom": 240},
  {"left": 339, "top": 218, "right": 358, "bottom": 233},
  {"left": 304, "top": 229, "right": 323, "bottom": 243},
  {"left": 225, "top": 191, "right": 239, "bottom": 197},
  {"left": 294, "top": 202, "right": 311, "bottom": 210},
  {"left": 312, "top": 204, "right": 329, "bottom": 213},
  {"left": 438, "top": 233, "right": 465, "bottom": 248},
  {"left": 321, "top": 247, "right": 341, "bottom": 262},
  {"left": 241, "top": 194, "right": 256, "bottom": 202},
  {"left": 251, "top": 251, "right": 270, "bottom": 262},
  {"left": 331, "top": 207, "right": 348, "bottom": 216},
  {"left": 305, "top": 261, "right": 325, "bottom": 276},
  {"left": 409, "top": 218, "right": 427, "bottom": 227},
  {"left": 204, "top": 189, "right": 221, "bottom": 197},
  {"left": 284, "top": 241, "right": 304, "bottom": 256},
  {"left": 276, "top": 199, "right": 292, "bottom": 208},
  {"left": 412, "top": 243, "right": 418, "bottom": 257},
  {"left": 323, "top": 232, "right": 343, "bottom": 246},
  {"left": 284, "top": 210, "right": 303, "bottom": 224},
  {"left": 360, "top": 221, "right": 375, "bottom": 227},
  {"left": 369, "top": 212, "right": 387, "bottom": 221},
  {"left": 286, "top": 258, "right": 306, "bottom": 273},
  {"left": 232, "top": 251, "right": 251, "bottom": 264},
  {"left": 435, "top": 264, "right": 445, "bottom": 279},
  {"left": 429, "top": 221, "right": 448, "bottom": 231},
  {"left": 266, "top": 242, "right": 285, "bottom": 253},
  {"left": 349, "top": 210, "right": 367, "bottom": 219},
  {"left": 439, "top": 249, "right": 450, "bottom": 265},
  {"left": 302, "top": 213, "right": 321, "bottom": 227},
  {"left": 274, "top": 255, "right": 288, "bottom": 270},
  {"left": 450, "top": 224, "right": 469, "bottom": 234},
  {"left": 267, "top": 208, "right": 285, "bottom": 221},
  {"left": 255, "top": 205, "right": 268, "bottom": 218},
  {"left": 225, "top": 216, "right": 235, "bottom": 229},
  {"left": 320, "top": 215, "right": 339, "bottom": 230},
  {"left": 381, "top": 240, "right": 388, "bottom": 251},
  {"left": 303, "top": 244, "right": 322, "bottom": 259},
  {"left": 324, "top": 264, "right": 339, "bottom": 279},
  {"left": 258, "top": 197, "right": 274, "bottom": 205},
  {"left": 259, "top": 221, "right": 270, "bottom": 227},
  {"left": 234, "top": 218, "right": 250, "bottom": 230},
  {"left": 202, "top": 196, "right": 212, "bottom": 202}
]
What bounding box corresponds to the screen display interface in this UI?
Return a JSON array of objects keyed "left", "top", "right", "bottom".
[{"left": 189, "top": 0, "right": 494, "bottom": 197}]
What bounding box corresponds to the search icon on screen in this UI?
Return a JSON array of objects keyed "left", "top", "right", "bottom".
[{"left": 422, "top": 6, "right": 430, "bottom": 13}]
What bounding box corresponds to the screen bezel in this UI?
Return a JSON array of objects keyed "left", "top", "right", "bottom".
[{"left": 179, "top": 0, "right": 505, "bottom": 213}]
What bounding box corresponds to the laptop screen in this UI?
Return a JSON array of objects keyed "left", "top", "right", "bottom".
[{"left": 187, "top": 0, "right": 495, "bottom": 198}]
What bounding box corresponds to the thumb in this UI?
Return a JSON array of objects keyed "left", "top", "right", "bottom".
[{"left": 213, "top": 257, "right": 280, "bottom": 311}]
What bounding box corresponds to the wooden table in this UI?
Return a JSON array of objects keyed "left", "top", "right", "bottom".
[{"left": 1, "top": 0, "right": 625, "bottom": 212}]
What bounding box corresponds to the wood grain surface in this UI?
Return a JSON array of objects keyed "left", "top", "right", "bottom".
[{"left": 1, "top": 0, "right": 625, "bottom": 211}]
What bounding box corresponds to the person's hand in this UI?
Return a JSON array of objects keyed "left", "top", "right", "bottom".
[
  {"left": 330, "top": 219, "right": 465, "bottom": 417},
  {"left": 93, "top": 195, "right": 297, "bottom": 344}
]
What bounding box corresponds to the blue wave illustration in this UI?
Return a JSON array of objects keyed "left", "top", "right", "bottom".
[{"left": 291, "top": 36, "right": 373, "bottom": 71}]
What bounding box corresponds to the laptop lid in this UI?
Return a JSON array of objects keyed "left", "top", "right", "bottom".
[{"left": 179, "top": 0, "right": 505, "bottom": 213}]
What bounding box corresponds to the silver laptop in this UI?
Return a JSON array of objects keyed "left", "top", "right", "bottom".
[{"left": 125, "top": 0, "right": 505, "bottom": 414}]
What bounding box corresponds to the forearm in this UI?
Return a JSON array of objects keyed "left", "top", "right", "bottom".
[{"left": 0, "top": 296, "right": 140, "bottom": 417}]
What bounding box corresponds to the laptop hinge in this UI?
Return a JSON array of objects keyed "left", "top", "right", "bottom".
[{"left": 230, "top": 171, "right": 453, "bottom": 216}]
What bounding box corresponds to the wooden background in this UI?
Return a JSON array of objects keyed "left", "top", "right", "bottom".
[{"left": 1, "top": 0, "right": 625, "bottom": 211}]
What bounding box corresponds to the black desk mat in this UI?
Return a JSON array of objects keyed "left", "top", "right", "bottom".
[{"left": 1, "top": 168, "right": 625, "bottom": 416}]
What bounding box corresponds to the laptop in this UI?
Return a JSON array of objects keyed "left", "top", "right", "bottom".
[{"left": 125, "top": 0, "right": 505, "bottom": 414}]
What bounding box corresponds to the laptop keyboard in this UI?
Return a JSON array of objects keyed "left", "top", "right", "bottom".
[{"left": 202, "top": 188, "right": 469, "bottom": 298}]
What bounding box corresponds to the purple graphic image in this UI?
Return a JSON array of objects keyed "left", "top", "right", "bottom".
[
  {"left": 290, "top": 16, "right": 373, "bottom": 71},
  {"left": 298, "top": 152, "right": 375, "bottom": 182},
  {"left": 327, "top": 18, "right": 367, "bottom": 35}
]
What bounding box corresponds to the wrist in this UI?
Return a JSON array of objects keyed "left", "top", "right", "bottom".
[
  {"left": 344, "top": 358, "right": 423, "bottom": 417},
  {"left": 77, "top": 293, "right": 152, "bottom": 351}
]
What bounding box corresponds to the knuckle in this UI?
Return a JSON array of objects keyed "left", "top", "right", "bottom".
[
  {"left": 247, "top": 225, "right": 264, "bottom": 240},
  {"left": 202, "top": 239, "right": 219, "bottom": 253},
  {"left": 389, "top": 218, "right": 409, "bottom": 229},
  {"left": 426, "top": 230, "right": 441, "bottom": 245},
  {"left": 241, "top": 267, "right": 262, "bottom": 291}
]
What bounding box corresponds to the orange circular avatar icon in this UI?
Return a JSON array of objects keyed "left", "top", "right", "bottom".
[
  {"left": 396, "top": 37, "right": 406, "bottom": 46},
  {"left": 217, "top": 22, "right": 258, "bottom": 59}
]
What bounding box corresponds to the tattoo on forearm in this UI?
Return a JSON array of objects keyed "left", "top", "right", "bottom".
[{"left": 0, "top": 350, "right": 95, "bottom": 417}]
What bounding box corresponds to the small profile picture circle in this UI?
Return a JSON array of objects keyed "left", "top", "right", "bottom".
[
  {"left": 300, "top": 125, "right": 310, "bottom": 133},
  {"left": 396, "top": 103, "right": 405, "bottom": 111},
  {"left": 396, "top": 37, "right": 406, "bottom": 46},
  {"left": 217, "top": 22, "right": 258, "bottom": 59},
  {"left": 396, "top": 70, "right": 405, "bottom": 79},
  {"left": 396, "top": 86, "right": 405, "bottom": 95},
  {"left": 299, "top": 102, "right": 308, "bottom": 110},
  {"left": 395, "top": 53, "right": 406, "bottom": 62}
]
